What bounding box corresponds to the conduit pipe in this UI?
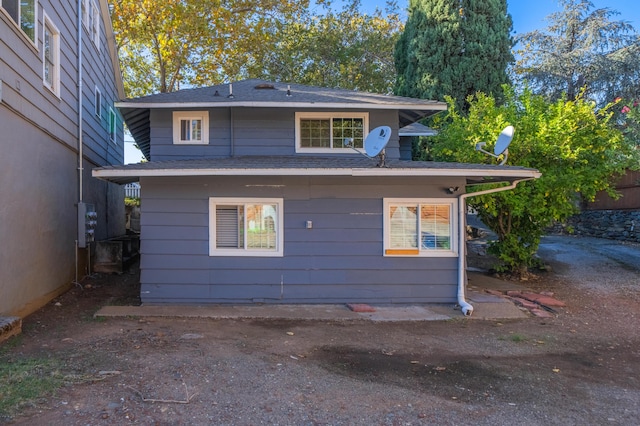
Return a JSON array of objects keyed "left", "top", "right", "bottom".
[{"left": 456, "top": 178, "right": 536, "bottom": 316}]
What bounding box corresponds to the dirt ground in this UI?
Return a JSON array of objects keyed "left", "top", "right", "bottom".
[{"left": 2, "top": 235, "right": 639, "bottom": 425}]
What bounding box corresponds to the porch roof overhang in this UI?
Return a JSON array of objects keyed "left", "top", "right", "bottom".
[{"left": 93, "top": 156, "right": 541, "bottom": 186}]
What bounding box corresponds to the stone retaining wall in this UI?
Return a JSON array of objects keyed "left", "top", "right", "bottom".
[{"left": 558, "top": 210, "right": 640, "bottom": 243}]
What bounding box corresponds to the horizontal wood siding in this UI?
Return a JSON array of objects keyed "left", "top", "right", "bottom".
[
  {"left": 139, "top": 175, "right": 464, "bottom": 305},
  {"left": 148, "top": 108, "right": 402, "bottom": 161}
]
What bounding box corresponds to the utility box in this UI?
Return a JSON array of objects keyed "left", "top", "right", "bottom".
[{"left": 78, "top": 202, "right": 97, "bottom": 248}]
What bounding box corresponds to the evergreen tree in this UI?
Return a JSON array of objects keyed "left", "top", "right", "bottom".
[{"left": 394, "top": 0, "right": 513, "bottom": 111}]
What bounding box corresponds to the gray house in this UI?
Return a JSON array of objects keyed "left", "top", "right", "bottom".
[
  {"left": 94, "top": 80, "right": 539, "bottom": 314},
  {"left": 0, "top": 0, "right": 125, "bottom": 317}
]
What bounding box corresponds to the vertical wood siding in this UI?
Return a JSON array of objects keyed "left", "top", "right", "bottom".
[{"left": 139, "top": 175, "right": 465, "bottom": 305}]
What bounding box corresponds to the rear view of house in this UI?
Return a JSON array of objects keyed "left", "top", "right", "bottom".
[
  {"left": 0, "top": 0, "right": 124, "bottom": 317},
  {"left": 94, "top": 80, "right": 539, "bottom": 312}
]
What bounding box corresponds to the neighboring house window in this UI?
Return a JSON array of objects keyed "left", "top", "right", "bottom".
[
  {"left": 209, "top": 198, "right": 284, "bottom": 257},
  {"left": 91, "top": 0, "right": 100, "bottom": 48},
  {"left": 383, "top": 198, "right": 458, "bottom": 257},
  {"left": 81, "top": 0, "right": 99, "bottom": 48},
  {"left": 295, "top": 112, "right": 368, "bottom": 153},
  {"left": 43, "top": 14, "right": 60, "bottom": 95},
  {"left": 1, "top": 0, "right": 37, "bottom": 42},
  {"left": 108, "top": 107, "right": 116, "bottom": 143},
  {"left": 173, "top": 111, "right": 209, "bottom": 144},
  {"left": 94, "top": 86, "right": 101, "bottom": 117}
]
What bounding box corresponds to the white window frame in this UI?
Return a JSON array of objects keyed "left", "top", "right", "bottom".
[
  {"left": 42, "top": 13, "right": 60, "bottom": 96},
  {"left": 173, "top": 111, "right": 209, "bottom": 145},
  {"left": 295, "top": 112, "right": 369, "bottom": 153},
  {"left": 94, "top": 86, "right": 102, "bottom": 117},
  {"left": 81, "top": 0, "right": 89, "bottom": 30},
  {"left": 209, "top": 198, "right": 284, "bottom": 257},
  {"left": 1, "top": 0, "right": 37, "bottom": 44},
  {"left": 383, "top": 198, "right": 458, "bottom": 257},
  {"left": 108, "top": 107, "right": 116, "bottom": 143}
]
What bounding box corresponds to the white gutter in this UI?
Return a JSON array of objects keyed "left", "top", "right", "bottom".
[
  {"left": 93, "top": 167, "right": 541, "bottom": 180},
  {"left": 77, "top": 0, "right": 83, "bottom": 204},
  {"left": 456, "top": 178, "right": 537, "bottom": 316}
]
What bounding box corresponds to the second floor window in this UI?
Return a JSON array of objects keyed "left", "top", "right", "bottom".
[
  {"left": 43, "top": 15, "right": 59, "bottom": 95},
  {"left": 295, "top": 112, "right": 368, "bottom": 153},
  {"left": 2, "top": 0, "right": 36, "bottom": 42},
  {"left": 173, "top": 111, "right": 209, "bottom": 144}
]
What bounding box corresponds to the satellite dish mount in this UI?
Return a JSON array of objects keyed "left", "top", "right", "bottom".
[
  {"left": 475, "top": 126, "right": 514, "bottom": 166},
  {"left": 345, "top": 125, "right": 392, "bottom": 167}
]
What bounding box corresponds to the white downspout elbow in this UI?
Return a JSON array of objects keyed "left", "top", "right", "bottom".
[{"left": 456, "top": 178, "right": 535, "bottom": 316}]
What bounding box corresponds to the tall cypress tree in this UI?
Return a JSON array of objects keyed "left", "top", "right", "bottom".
[{"left": 395, "top": 0, "right": 513, "bottom": 111}]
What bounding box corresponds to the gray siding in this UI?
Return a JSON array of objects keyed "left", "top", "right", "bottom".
[
  {"left": 0, "top": 0, "right": 124, "bottom": 316},
  {"left": 149, "top": 108, "right": 402, "bottom": 161},
  {"left": 139, "top": 175, "right": 466, "bottom": 305}
]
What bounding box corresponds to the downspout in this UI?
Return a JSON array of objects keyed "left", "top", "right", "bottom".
[
  {"left": 75, "top": 0, "right": 83, "bottom": 283},
  {"left": 77, "top": 0, "right": 83, "bottom": 204},
  {"left": 457, "top": 178, "right": 536, "bottom": 316}
]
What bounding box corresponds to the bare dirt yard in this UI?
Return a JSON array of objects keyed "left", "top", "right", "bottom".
[{"left": 1, "top": 235, "right": 639, "bottom": 425}]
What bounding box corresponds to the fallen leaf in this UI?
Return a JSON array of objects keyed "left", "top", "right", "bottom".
[
  {"left": 552, "top": 368, "right": 560, "bottom": 373},
  {"left": 286, "top": 331, "right": 294, "bottom": 336}
]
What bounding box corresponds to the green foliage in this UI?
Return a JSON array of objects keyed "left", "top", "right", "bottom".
[
  {"left": 125, "top": 197, "right": 140, "bottom": 207},
  {"left": 111, "top": 0, "right": 308, "bottom": 97},
  {"left": 395, "top": 0, "right": 513, "bottom": 110},
  {"left": 431, "top": 87, "right": 639, "bottom": 272},
  {"left": 253, "top": 0, "right": 403, "bottom": 94},
  {"left": 513, "top": 0, "right": 640, "bottom": 107}
]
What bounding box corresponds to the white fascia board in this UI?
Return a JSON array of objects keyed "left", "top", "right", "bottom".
[
  {"left": 93, "top": 167, "right": 541, "bottom": 180},
  {"left": 114, "top": 101, "right": 447, "bottom": 111}
]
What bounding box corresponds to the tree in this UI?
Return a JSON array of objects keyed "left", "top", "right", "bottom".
[
  {"left": 430, "top": 87, "right": 639, "bottom": 272},
  {"left": 110, "top": 0, "right": 307, "bottom": 97},
  {"left": 394, "top": 0, "right": 513, "bottom": 110},
  {"left": 252, "top": 0, "right": 403, "bottom": 94},
  {"left": 513, "top": 0, "right": 640, "bottom": 107}
]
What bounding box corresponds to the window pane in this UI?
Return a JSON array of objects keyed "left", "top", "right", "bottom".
[
  {"left": 333, "top": 117, "right": 364, "bottom": 149},
  {"left": 389, "top": 206, "right": 417, "bottom": 249},
  {"left": 191, "top": 119, "right": 202, "bottom": 141},
  {"left": 420, "top": 204, "right": 451, "bottom": 249},
  {"left": 180, "top": 119, "right": 190, "bottom": 140},
  {"left": 21, "top": 0, "right": 35, "bottom": 41},
  {"left": 245, "top": 204, "right": 277, "bottom": 250},
  {"left": 216, "top": 205, "right": 243, "bottom": 248},
  {"left": 300, "top": 119, "right": 330, "bottom": 148},
  {"left": 44, "top": 26, "right": 54, "bottom": 86}
]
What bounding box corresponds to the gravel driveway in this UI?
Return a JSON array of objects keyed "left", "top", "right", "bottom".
[{"left": 1, "top": 235, "right": 639, "bottom": 425}]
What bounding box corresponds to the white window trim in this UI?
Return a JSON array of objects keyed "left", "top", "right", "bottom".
[
  {"left": 295, "top": 111, "right": 369, "bottom": 153},
  {"left": 173, "top": 111, "right": 209, "bottom": 145},
  {"left": 383, "top": 198, "right": 458, "bottom": 257},
  {"left": 91, "top": 0, "right": 100, "bottom": 49},
  {"left": 209, "top": 197, "right": 284, "bottom": 257},
  {"left": 1, "top": 0, "right": 38, "bottom": 45},
  {"left": 42, "top": 13, "right": 60, "bottom": 96},
  {"left": 94, "top": 86, "right": 102, "bottom": 117},
  {"left": 108, "top": 107, "right": 116, "bottom": 143}
]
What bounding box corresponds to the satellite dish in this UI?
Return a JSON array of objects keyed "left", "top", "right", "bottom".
[
  {"left": 475, "top": 126, "right": 514, "bottom": 165},
  {"left": 494, "top": 125, "right": 514, "bottom": 156},
  {"left": 364, "top": 126, "right": 391, "bottom": 157}
]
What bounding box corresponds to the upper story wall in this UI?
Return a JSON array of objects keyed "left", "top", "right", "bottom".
[
  {"left": 148, "top": 107, "right": 402, "bottom": 161},
  {"left": 0, "top": 0, "right": 124, "bottom": 168}
]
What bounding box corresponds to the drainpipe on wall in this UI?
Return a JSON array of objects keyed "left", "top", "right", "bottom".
[
  {"left": 75, "top": 0, "right": 84, "bottom": 283},
  {"left": 457, "top": 178, "right": 536, "bottom": 316}
]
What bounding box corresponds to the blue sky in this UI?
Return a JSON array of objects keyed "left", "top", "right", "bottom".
[{"left": 124, "top": 0, "right": 640, "bottom": 163}]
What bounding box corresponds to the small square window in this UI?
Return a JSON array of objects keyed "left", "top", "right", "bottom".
[{"left": 173, "top": 111, "right": 209, "bottom": 144}]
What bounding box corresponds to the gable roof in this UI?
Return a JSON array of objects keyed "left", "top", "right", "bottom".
[
  {"left": 93, "top": 155, "right": 541, "bottom": 185},
  {"left": 117, "top": 79, "right": 447, "bottom": 160}
]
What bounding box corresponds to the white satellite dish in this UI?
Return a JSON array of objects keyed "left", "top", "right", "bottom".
[
  {"left": 475, "top": 126, "right": 514, "bottom": 165},
  {"left": 364, "top": 126, "right": 391, "bottom": 157}
]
